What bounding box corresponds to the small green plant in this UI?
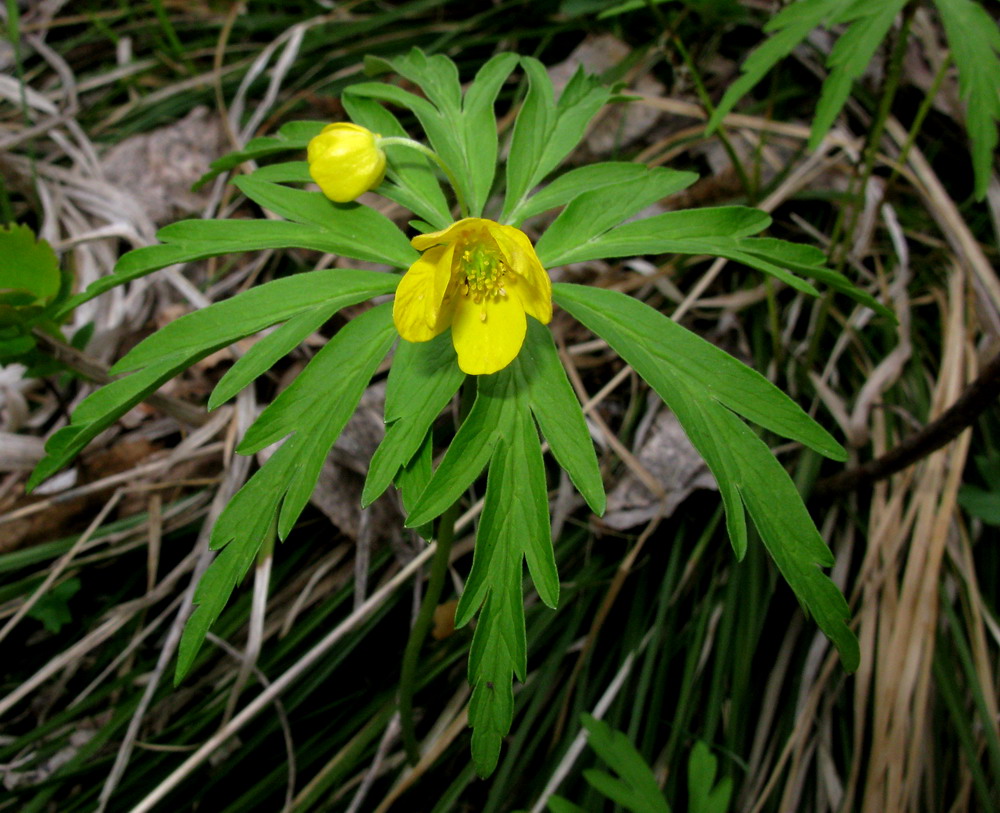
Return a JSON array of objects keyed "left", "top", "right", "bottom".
[
  {"left": 29, "top": 49, "right": 872, "bottom": 776},
  {"left": 0, "top": 222, "right": 81, "bottom": 374},
  {"left": 705, "top": 0, "right": 1000, "bottom": 200},
  {"left": 547, "top": 715, "right": 732, "bottom": 813}
]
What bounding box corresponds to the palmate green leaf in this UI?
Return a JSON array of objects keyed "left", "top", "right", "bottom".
[
  {"left": 176, "top": 304, "right": 397, "bottom": 681},
  {"left": 809, "top": 0, "right": 908, "bottom": 149},
  {"left": 553, "top": 284, "right": 846, "bottom": 461},
  {"left": 362, "top": 331, "right": 465, "bottom": 508},
  {"left": 347, "top": 79, "right": 470, "bottom": 211},
  {"left": 935, "top": 0, "right": 1000, "bottom": 200},
  {"left": 520, "top": 319, "right": 605, "bottom": 515},
  {"left": 342, "top": 94, "right": 452, "bottom": 229},
  {"left": 537, "top": 205, "right": 769, "bottom": 266},
  {"left": 508, "top": 162, "right": 688, "bottom": 225},
  {"left": 0, "top": 223, "right": 61, "bottom": 308},
  {"left": 112, "top": 269, "right": 397, "bottom": 373},
  {"left": 194, "top": 120, "right": 325, "bottom": 189},
  {"left": 740, "top": 237, "right": 894, "bottom": 319},
  {"left": 501, "top": 57, "right": 616, "bottom": 222},
  {"left": 688, "top": 742, "right": 733, "bottom": 813},
  {"left": 580, "top": 714, "right": 672, "bottom": 813},
  {"left": 351, "top": 48, "right": 518, "bottom": 217},
  {"left": 532, "top": 168, "right": 700, "bottom": 263},
  {"left": 465, "top": 412, "right": 551, "bottom": 776},
  {"left": 553, "top": 283, "right": 859, "bottom": 671},
  {"left": 365, "top": 48, "right": 463, "bottom": 116},
  {"left": 29, "top": 270, "right": 397, "bottom": 492},
  {"left": 546, "top": 798, "right": 588, "bottom": 813},
  {"left": 456, "top": 401, "right": 557, "bottom": 624},
  {"left": 58, "top": 203, "right": 415, "bottom": 318},
  {"left": 208, "top": 302, "right": 342, "bottom": 410},
  {"left": 461, "top": 53, "right": 520, "bottom": 217},
  {"left": 233, "top": 176, "right": 416, "bottom": 266},
  {"left": 540, "top": 206, "right": 891, "bottom": 317},
  {"left": 403, "top": 365, "right": 557, "bottom": 775}
]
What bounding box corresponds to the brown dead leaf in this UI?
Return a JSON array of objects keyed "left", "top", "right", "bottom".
[{"left": 101, "top": 106, "right": 227, "bottom": 225}]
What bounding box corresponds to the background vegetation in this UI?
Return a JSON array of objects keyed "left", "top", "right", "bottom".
[{"left": 1, "top": 1, "right": 997, "bottom": 811}]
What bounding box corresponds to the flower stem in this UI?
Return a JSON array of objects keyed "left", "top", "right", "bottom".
[
  {"left": 377, "top": 136, "right": 469, "bottom": 219},
  {"left": 398, "top": 500, "right": 459, "bottom": 765}
]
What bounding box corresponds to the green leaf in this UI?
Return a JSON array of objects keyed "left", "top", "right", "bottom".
[
  {"left": 520, "top": 319, "right": 605, "bottom": 515},
  {"left": 342, "top": 93, "right": 452, "bottom": 229},
  {"left": 509, "top": 162, "right": 694, "bottom": 225},
  {"left": 935, "top": 0, "right": 1000, "bottom": 200},
  {"left": 176, "top": 304, "right": 397, "bottom": 681},
  {"left": 28, "top": 354, "right": 206, "bottom": 492},
  {"left": 538, "top": 204, "right": 891, "bottom": 307},
  {"left": 958, "top": 485, "right": 1000, "bottom": 526},
  {"left": 194, "top": 120, "right": 325, "bottom": 189},
  {"left": 580, "top": 714, "right": 671, "bottom": 813},
  {"left": 0, "top": 223, "right": 61, "bottom": 308},
  {"left": 546, "top": 798, "right": 588, "bottom": 813},
  {"left": 27, "top": 578, "right": 81, "bottom": 634},
  {"left": 554, "top": 283, "right": 859, "bottom": 670},
  {"left": 362, "top": 331, "right": 465, "bottom": 507},
  {"left": 353, "top": 49, "right": 517, "bottom": 218},
  {"left": 406, "top": 365, "right": 558, "bottom": 775},
  {"left": 461, "top": 52, "right": 520, "bottom": 217},
  {"left": 502, "top": 57, "right": 615, "bottom": 221},
  {"left": 456, "top": 403, "right": 556, "bottom": 628},
  {"left": 688, "top": 742, "right": 733, "bottom": 813},
  {"left": 532, "top": 168, "right": 702, "bottom": 265}
]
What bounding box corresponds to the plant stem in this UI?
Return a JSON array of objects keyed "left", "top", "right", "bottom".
[
  {"left": 378, "top": 136, "right": 469, "bottom": 219},
  {"left": 831, "top": 1, "right": 916, "bottom": 267},
  {"left": 813, "top": 350, "right": 1000, "bottom": 497},
  {"left": 398, "top": 499, "right": 459, "bottom": 764},
  {"left": 886, "top": 52, "right": 952, "bottom": 192}
]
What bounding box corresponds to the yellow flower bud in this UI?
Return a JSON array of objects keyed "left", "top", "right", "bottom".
[{"left": 307, "top": 122, "right": 387, "bottom": 203}]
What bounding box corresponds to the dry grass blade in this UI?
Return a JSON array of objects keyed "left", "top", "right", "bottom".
[{"left": 129, "top": 541, "right": 437, "bottom": 813}]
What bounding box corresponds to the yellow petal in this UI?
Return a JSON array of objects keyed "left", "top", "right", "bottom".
[
  {"left": 451, "top": 291, "right": 527, "bottom": 375},
  {"left": 486, "top": 223, "right": 552, "bottom": 324},
  {"left": 410, "top": 217, "right": 487, "bottom": 252},
  {"left": 393, "top": 243, "right": 455, "bottom": 342}
]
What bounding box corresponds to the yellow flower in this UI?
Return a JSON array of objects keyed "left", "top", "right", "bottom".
[
  {"left": 307, "top": 123, "right": 387, "bottom": 203},
  {"left": 394, "top": 218, "right": 552, "bottom": 375}
]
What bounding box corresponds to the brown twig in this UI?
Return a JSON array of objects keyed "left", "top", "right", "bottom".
[
  {"left": 32, "top": 329, "right": 209, "bottom": 427},
  {"left": 813, "top": 352, "right": 1000, "bottom": 497}
]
